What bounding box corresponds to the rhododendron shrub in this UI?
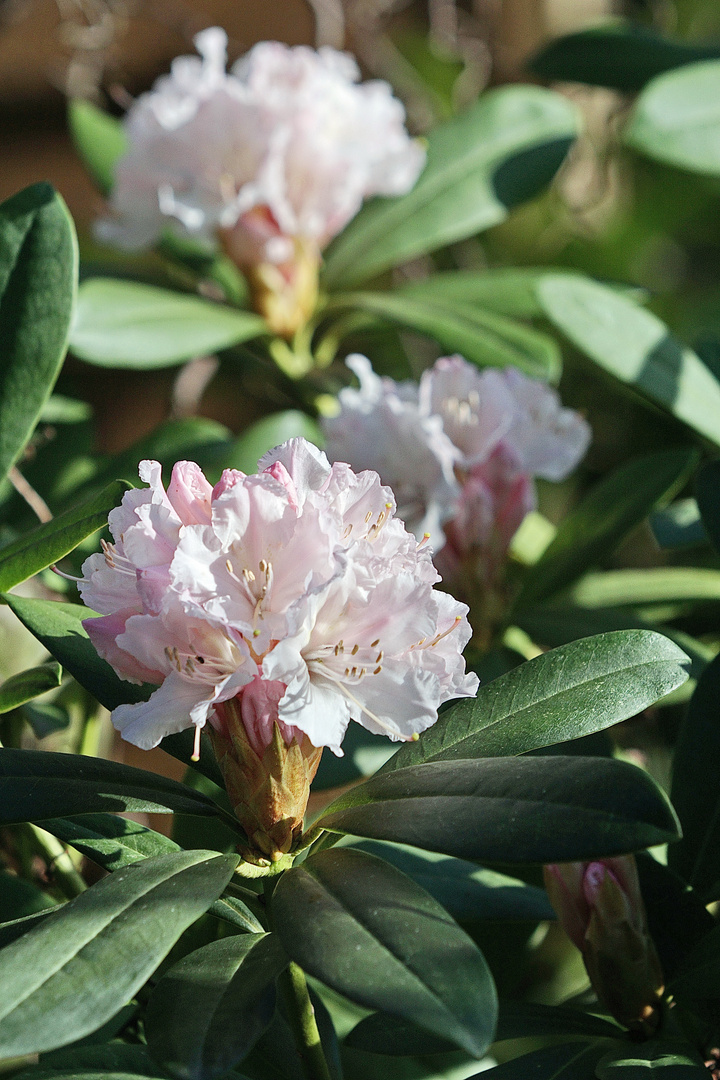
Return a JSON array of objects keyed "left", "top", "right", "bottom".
[
  {"left": 98, "top": 28, "right": 425, "bottom": 336},
  {"left": 323, "top": 354, "right": 591, "bottom": 640},
  {"left": 77, "top": 439, "right": 477, "bottom": 859}
]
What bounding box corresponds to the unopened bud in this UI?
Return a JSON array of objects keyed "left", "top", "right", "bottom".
[
  {"left": 208, "top": 680, "right": 322, "bottom": 865},
  {"left": 544, "top": 857, "right": 664, "bottom": 1033}
]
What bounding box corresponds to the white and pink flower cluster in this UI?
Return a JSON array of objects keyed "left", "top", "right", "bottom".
[
  {"left": 323, "top": 355, "right": 591, "bottom": 586},
  {"left": 99, "top": 28, "right": 425, "bottom": 266},
  {"left": 78, "top": 439, "right": 477, "bottom": 755}
]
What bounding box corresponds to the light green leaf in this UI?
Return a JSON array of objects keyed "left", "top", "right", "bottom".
[
  {"left": 323, "top": 86, "right": 579, "bottom": 288},
  {"left": 0, "top": 480, "right": 128, "bottom": 593},
  {"left": 567, "top": 567, "right": 720, "bottom": 608},
  {"left": 475, "top": 1042, "right": 616, "bottom": 1079},
  {"left": 316, "top": 756, "right": 680, "bottom": 863},
  {"left": 0, "top": 850, "right": 238, "bottom": 1057},
  {"left": 329, "top": 291, "right": 561, "bottom": 380},
  {"left": 624, "top": 60, "right": 720, "bottom": 176},
  {"left": 146, "top": 934, "right": 288, "bottom": 1080},
  {"left": 515, "top": 449, "right": 698, "bottom": 608},
  {"left": 0, "top": 183, "right": 77, "bottom": 482},
  {"left": 597, "top": 1042, "right": 711, "bottom": 1076},
  {"left": 380, "top": 630, "right": 689, "bottom": 774},
  {"left": 272, "top": 848, "right": 497, "bottom": 1058},
  {"left": 0, "top": 662, "right": 62, "bottom": 714},
  {"left": 536, "top": 275, "right": 720, "bottom": 444},
  {"left": 68, "top": 101, "right": 126, "bottom": 194},
  {"left": 70, "top": 279, "right": 266, "bottom": 369}
]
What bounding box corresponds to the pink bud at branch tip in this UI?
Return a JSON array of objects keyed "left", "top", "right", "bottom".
[{"left": 544, "top": 857, "right": 665, "bottom": 1033}]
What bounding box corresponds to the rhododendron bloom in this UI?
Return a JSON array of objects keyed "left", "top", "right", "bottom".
[
  {"left": 98, "top": 28, "right": 425, "bottom": 336},
  {"left": 78, "top": 439, "right": 477, "bottom": 859},
  {"left": 324, "top": 354, "right": 591, "bottom": 559},
  {"left": 544, "top": 858, "right": 664, "bottom": 1032}
]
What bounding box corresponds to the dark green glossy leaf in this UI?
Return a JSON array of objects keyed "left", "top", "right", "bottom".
[
  {"left": 515, "top": 450, "right": 698, "bottom": 607},
  {"left": 0, "top": 910, "right": 53, "bottom": 949},
  {"left": 146, "top": 933, "right": 288, "bottom": 1080},
  {"left": 669, "top": 922, "right": 720, "bottom": 1004},
  {"left": 0, "top": 849, "right": 238, "bottom": 1057},
  {"left": 695, "top": 459, "right": 720, "bottom": 555},
  {"left": 329, "top": 291, "right": 561, "bottom": 380},
  {"left": 381, "top": 630, "right": 689, "bottom": 774},
  {"left": 0, "top": 661, "right": 62, "bottom": 713},
  {"left": 346, "top": 999, "right": 618, "bottom": 1055},
  {"left": 349, "top": 840, "right": 554, "bottom": 921},
  {"left": 323, "top": 86, "right": 578, "bottom": 288},
  {"left": 317, "top": 756, "right": 680, "bottom": 863},
  {"left": 41, "top": 815, "right": 262, "bottom": 933},
  {"left": 473, "top": 1041, "right": 616, "bottom": 1079},
  {"left": 272, "top": 848, "right": 497, "bottom": 1058},
  {"left": 636, "top": 854, "right": 715, "bottom": 983},
  {"left": 70, "top": 279, "right": 265, "bottom": 369},
  {"left": 0, "top": 747, "right": 230, "bottom": 824},
  {"left": 0, "top": 480, "right": 129, "bottom": 592},
  {"left": 597, "top": 1043, "right": 711, "bottom": 1077},
  {"left": 0, "top": 183, "right": 77, "bottom": 481},
  {"left": 529, "top": 24, "right": 720, "bottom": 92},
  {"left": 536, "top": 275, "right": 720, "bottom": 445},
  {"left": 625, "top": 61, "right": 720, "bottom": 176},
  {"left": 227, "top": 411, "right": 323, "bottom": 475},
  {"left": 68, "top": 101, "right": 126, "bottom": 194},
  {"left": 15, "top": 1045, "right": 169, "bottom": 1079},
  {"left": 669, "top": 653, "right": 720, "bottom": 894}
]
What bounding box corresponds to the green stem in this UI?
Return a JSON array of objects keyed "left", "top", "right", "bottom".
[
  {"left": 278, "top": 961, "right": 333, "bottom": 1080},
  {"left": 27, "top": 824, "right": 86, "bottom": 899}
]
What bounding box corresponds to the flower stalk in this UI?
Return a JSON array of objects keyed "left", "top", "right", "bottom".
[{"left": 278, "top": 961, "right": 333, "bottom": 1080}]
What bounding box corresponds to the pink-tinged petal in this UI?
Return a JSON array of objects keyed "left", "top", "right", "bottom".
[
  {"left": 500, "top": 368, "right": 592, "bottom": 481},
  {"left": 212, "top": 469, "right": 246, "bottom": 500},
  {"left": 78, "top": 552, "right": 142, "bottom": 615},
  {"left": 258, "top": 438, "right": 331, "bottom": 503},
  {"left": 419, "top": 357, "right": 515, "bottom": 466},
  {"left": 167, "top": 460, "right": 213, "bottom": 525},
  {"left": 229, "top": 676, "right": 295, "bottom": 756},
  {"left": 83, "top": 610, "right": 165, "bottom": 684},
  {"left": 111, "top": 671, "right": 214, "bottom": 750}
]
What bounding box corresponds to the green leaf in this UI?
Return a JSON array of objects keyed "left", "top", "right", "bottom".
[
  {"left": 346, "top": 999, "right": 618, "bottom": 1055},
  {"left": 0, "top": 867, "right": 56, "bottom": 921},
  {"left": 536, "top": 275, "right": 720, "bottom": 445},
  {"left": 566, "top": 567, "right": 720, "bottom": 608},
  {"left": 146, "top": 933, "right": 288, "bottom": 1080},
  {"left": 395, "top": 267, "right": 644, "bottom": 318},
  {"left": 329, "top": 291, "right": 561, "bottom": 380},
  {"left": 0, "top": 850, "right": 238, "bottom": 1057},
  {"left": 273, "top": 848, "right": 497, "bottom": 1058},
  {"left": 0, "top": 910, "right": 53, "bottom": 950},
  {"left": 625, "top": 61, "right": 720, "bottom": 176},
  {"left": 227, "top": 411, "right": 323, "bottom": 475},
  {"left": 529, "top": 24, "right": 720, "bottom": 93},
  {"left": 348, "top": 840, "right": 554, "bottom": 922},
  {"left": 0, "top": 661, "right": 62, "bottom": 713},
  {"left": 323, "top": 86, "right": 578, "bottom": 288},
  {"left": 597, "top": 1043, "right": 711, "bottom": 1076},
  {"left": 515, "top": 449, "right": 698, "bottom": 608},
  {"left": 40, "top": 395, "right": 92, "bottom": 424},
  {"left": 0, "top": 183, "right": 77, "bottom": 482},
  {"left": 68, "top": 101, "right": 127, "bottom": 194},
  {"left": 476, "top": 1042, "right": 616, "bottom": 1079},
  {"left": 2, "top": 595, "right": 150, "bottom": 711},
  {"left": 380, "top": 630, "right": 689, "bottom": 773},
  {"left": 0, "top": 747, "right": 231, "bottom": 824},
  {"left": 669, "top": 654, "right": 720, "bottom": 895},
  {"left": 695, "top": 459, "right": 720, "bottom": 555},
  {"left": 70, "top": 279, "right": 266, "bottom": 369},
  {"left": 635, "top": 854, "right": 715, "bottom": 983},
  {"left": 0, "top": 480, "right": 128, "bottom": 592},
  {"left": 14, "top": 1042, "right": 171, "bottom": 1079},
  {"left": 41, "top": 814, "right": 262, "bottom": 933},
  {"left": 669, "top": 922, "right": 720, "bottom": 1004},
  {"left": 317, "top": 756, "right": 680, "bottom": 863}
]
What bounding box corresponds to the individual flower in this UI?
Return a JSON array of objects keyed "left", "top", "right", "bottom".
[
  {"left": 98, "top": 28, "right": 425, "bottom": 337},
  {"left": 78, "top": 439, "right": 477, "bottom": 861},
  {"left": 544, "top": 858, "right": 664, "bottom": 1032}
]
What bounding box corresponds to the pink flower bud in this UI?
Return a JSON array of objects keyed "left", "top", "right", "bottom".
[{"left": 544, "top": 857, "right": 664, "bottom": 1032}]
